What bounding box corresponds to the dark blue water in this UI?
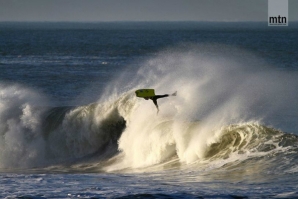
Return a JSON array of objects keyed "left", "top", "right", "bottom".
[
  {"left": 1, "top": 22, "right": 297, "bottom": 104},
  {"left": 1, "top": 22, "right": 298, "bottom": 198}
]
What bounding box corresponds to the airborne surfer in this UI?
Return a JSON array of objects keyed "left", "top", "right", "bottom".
[
  {"left": 144, "top": 91, "right": 177, "bottom": 113},
  {"left": 135, "top": 89, "right": 177, "bottom": 113}
]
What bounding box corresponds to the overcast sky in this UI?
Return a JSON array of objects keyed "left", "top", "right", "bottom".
[{"left": 0, "top": 0, "right": 297, "bottom": 22}]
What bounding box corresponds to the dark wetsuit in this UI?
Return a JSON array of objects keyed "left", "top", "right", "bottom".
[{"left": 150, "top": 94, "right": 169, "bottom": 110}]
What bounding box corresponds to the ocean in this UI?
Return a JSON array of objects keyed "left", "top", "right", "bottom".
[{"left": 0, "top": 22, "right": 298, "bottom": 198}]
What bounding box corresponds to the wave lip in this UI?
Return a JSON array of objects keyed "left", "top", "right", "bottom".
[{"left": 204, "top": 123, "right": 287, "bottom": 160}]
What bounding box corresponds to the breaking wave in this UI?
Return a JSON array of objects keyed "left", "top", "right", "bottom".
[{"left": 1, "top": 44, "right": 298, "bottom": 174}]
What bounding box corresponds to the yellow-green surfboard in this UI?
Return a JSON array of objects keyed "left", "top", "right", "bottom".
[{"left": 135, "top": 89, "right": 155, "bottom": 98}]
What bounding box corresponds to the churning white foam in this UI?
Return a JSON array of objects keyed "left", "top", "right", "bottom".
[
  {"left": 1, "top": 44, "right": 298, "bottom": 172},
  {"left": 105, "top": 44, "right": 298, "bottom": 171},
  {"left": 0, "top": 84, "right": 47, "bottom": 168}
]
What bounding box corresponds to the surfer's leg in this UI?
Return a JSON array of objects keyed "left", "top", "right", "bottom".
[{"left": 153, "top": 94, "right": 169, "bottom": 99}]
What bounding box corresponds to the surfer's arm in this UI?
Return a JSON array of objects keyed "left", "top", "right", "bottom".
[{"left": 152, "top": 98, "right": 159, "bottom": 112}]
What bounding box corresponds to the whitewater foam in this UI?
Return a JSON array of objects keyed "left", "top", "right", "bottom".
[
  {"left": 103, "top": 44, "right": 298, "bottom": 171},
  {"left": 0, "top": 84, "right": 47, "bottom": 168},
  {"left": 1, "top": 44, "right": 298, "bottom": 173}
]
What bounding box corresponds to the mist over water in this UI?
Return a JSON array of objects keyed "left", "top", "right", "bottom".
[
  {"left": 102, "top": 44, "right": 298, "bottom": 171},
  {"left": 1, "top": 44, "right": 298, "bottom": 172}
]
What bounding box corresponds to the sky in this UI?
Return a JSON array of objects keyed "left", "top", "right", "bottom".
[{"left": 0, "top": 0, "right": 297, "bottom": 22}]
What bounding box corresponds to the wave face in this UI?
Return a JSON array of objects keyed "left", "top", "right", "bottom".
[
  {"left": 0, "top": 84, "right": 127, "bottom": 169},
  {"left": 1, "top": 45, "right": 298, "bottom": 174}
]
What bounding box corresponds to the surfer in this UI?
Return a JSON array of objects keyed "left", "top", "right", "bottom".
[{"left": 144, "top": 91, "right": 177, "bottom": 113}]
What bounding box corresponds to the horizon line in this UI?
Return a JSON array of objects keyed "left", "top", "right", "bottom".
[{"left": 0, "top": 20, "right": 276, "bottom": 23}]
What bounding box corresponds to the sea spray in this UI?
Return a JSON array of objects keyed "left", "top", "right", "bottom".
[
  {"left": 0, "top": 84, "right": 128, "bottom": 169},
  {"left": 0, "top": 84, "right": 47, "bottom": 168},
  {"left": 1, "top": 44, "right": 298, "bottom": 173},
  {"left": 106, "top": 44, "right": 298, "bottom": 171}
]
